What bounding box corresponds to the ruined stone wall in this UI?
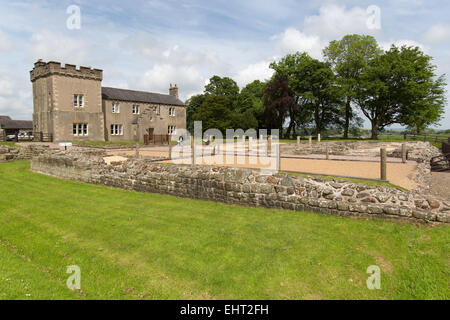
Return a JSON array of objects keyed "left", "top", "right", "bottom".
[
  {"left": 31, "top": 150, "right": 450, "bottom": 224},
  {"left": 0, "top": 145, "right": 54, "bottom": 162},
  {"left": 282, "top": 141, "right": 441, "bottom": 194}
]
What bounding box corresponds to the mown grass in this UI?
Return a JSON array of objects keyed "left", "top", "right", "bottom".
[
  {"left": 0, "top": 142, "right": 20, "bottom": 148},
  {"left": 0, "top": 161, "right": 448, "bottom": 300}
]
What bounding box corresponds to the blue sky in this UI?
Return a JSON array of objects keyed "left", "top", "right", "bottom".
[{"left": 0, "top": 0, "right": 449, "bottom": 129}]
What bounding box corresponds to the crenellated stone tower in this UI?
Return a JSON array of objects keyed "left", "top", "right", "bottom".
[{"left": 30, "top": 60, "right": 106, "bottom": 141}]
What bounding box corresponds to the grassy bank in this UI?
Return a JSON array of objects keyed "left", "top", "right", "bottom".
[{"left": 0, "top": 161, "right": 448, "bottom": 299}]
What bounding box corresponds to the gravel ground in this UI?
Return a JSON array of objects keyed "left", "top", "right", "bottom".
[{"left": 430, "top": 172, "right": 450, "bottom": 199}]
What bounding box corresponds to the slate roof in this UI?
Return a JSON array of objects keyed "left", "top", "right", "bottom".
[
  {"left": 0, "top": 116, "right": 33, "bottom": 130},
  {"left": 102, "top": 87, "right": 185, "bottom": 106}
]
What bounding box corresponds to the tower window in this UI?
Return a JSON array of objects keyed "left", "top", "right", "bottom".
[{"left": 73, "top": 94, "right": 84, "bottom": 107}]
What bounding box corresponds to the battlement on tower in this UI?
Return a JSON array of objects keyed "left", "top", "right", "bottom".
[{"left": 30, "top": 59, "right": 103, "bottom": 82}]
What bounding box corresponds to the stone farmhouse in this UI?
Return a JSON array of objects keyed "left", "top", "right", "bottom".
[{"left": 30, "top": 60, "right": 186, "bottom": 142}]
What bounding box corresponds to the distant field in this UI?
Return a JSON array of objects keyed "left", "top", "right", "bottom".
[
  {"left": 279, "top": 134, "right": 450, "bottom": 149},
  {"left": 0, "top": 161, "right": 448, "bottom": 300}
]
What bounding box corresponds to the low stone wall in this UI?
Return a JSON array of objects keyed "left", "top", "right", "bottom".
[
  {"left": 30, "top": 150, "right": 450, "bottom": 224},
  {"left": 0, "top": 145, "right": 54, "bottom": 162}
]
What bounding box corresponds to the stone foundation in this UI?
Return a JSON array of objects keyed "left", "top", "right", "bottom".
[
  {"left": 30, "top": 150, "right": 450, "bottom": 224},
  {"left": 0, "top": 145, "right": 54, "bottom": 162}
]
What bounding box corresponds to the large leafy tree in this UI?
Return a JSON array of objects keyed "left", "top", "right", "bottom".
[
  {"left": 262, "top": 74, "right": 294, "bottom": 135},
  {"left": 234, "top": 80, "right": 266, "bottom": 129},
  {"left": 394, "top": 47, "right": 447, "bottom": 134},
  {"left": 204, "top": 76, "right": 239, "bottom": 98},
  {"left": 185, "top": 94, "right": 205, "bottom": 133},
  {"left": 193, "top": 95, "right": 235, "bottom": 134},
  {"left": 270, "top": 52, "right": 342, "bottom": 136},
  {"left": 323, "top": 34, "right": 383, "bottom": 138},
  {"left": 356, "top": 45, "right": 446, "bottom": 139}
]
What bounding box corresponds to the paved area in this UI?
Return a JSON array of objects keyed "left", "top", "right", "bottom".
[
  {"left": 430, "top": 172, "right": 450, "bottom": 199},
  {"left": 157, "top": 153, "right": 418, "bottom": 190}
]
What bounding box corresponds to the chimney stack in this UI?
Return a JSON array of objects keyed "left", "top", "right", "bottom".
[{"left": 169, "top": 83, "right": 179, "bottom": 99}]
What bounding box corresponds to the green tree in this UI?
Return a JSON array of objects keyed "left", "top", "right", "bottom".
[
  {"left": 356, "top": 45, "right": 447, "bottom": 139},
  {"left": 234, "top": 80, "right": 266, "bottom": 129},
  {"left": 395, "top": 47, "right": 447, "bottom": 134},
  {"left": 193, "top": 95, "right": 235, "bottom": 134},
  {"left": 270, "top": 52, "right": 342, "bottom": 136},
  {"left": 323, "top": 34, "right": 383, "bottom": 138},
  {"left": 262, "top": 74, "right": 294, "bottom": 134},
  {"left": 185, "top": 94, "right": 205, "bottom": 133},
  {"left": 204, "top": 76, "right": 239, "bottom": 98}
]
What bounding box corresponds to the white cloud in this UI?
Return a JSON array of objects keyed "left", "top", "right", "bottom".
[
  {"left": 423, "top": 24, "right": 450, "bottom": 44},
  {"left": 234, "top": 60, "right": 274, "bottom": 88},
  {"left": 29, "top": 30, "right": 90, "bottom": 65},
  {"left": 272, "top": 4, "right": 382, "bottom": 60},
  {"left": 380, "top": 39, "right": 429, "bottom": 53},
  {"left": 121, "top": 33, "right": 222, "bottom": 68},
  {"left": 273, "top": 27, "right": 323, "bottom": 59},
  {"left": 133, "top": 64, "right": 205, "bottom": 100},
  {"left": 0, "top": 67, "right": 32, "bottom": 119},
  {"left": 304, "top": 4, "right": 379, "bottom": 39},
  {"left": 0, "top": 29, "right": 13, "bottom": 52}
]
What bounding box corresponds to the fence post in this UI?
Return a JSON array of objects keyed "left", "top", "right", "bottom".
[
  {"left": 318, "top": 134, "right": 321, "bottom": 142},
  {"left": 309, "top": 136, "right": 312, "bottom": 145},
  {"left": 326, "top": 145, "right": 329, "bottom": 160},
  {"left": 401, "top": 144, "right": 407, "bottom": 163},
  {"left": 380, "top": 148, "right": 387, "bottom": 181},
  {"left": 268, "top": 135, "right": 272, "bottom": 154},
  {"left": 297, "top": 136, "right": 300, "bottom": 146},
  {"left": 135, "top": 144, "right": 140, "bottom": 159},
  {"left": 276, "top": 141, "right": 280, "bottom": 172},
  {"left": 191, "top": 138, "right": 195, "bottom": 165}
]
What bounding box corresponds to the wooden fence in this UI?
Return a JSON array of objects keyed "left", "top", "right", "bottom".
[{"left": 143, "top": 134, "right": 170, "bottom": 145}]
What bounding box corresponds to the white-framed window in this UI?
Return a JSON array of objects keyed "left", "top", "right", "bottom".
[
  {"left": 73, "top": 94, "right": 84, "bottom": 108},
  {"left": 169, "top": 107, "right": 176, "bottom": 116},
  {"left": 168, "top": 125, "right": 176, "bottom": 135},
  {"left": 73, "top": 123, "right": 88, "bottom": 136},
  {"left": 110, "top": 124, "right": 123, "bottom": 136},
  {"left": 112, "top": 103, "right": 120, "bottom": 113},
  {"left": 132, "top": 105, "right": 140, "bottom": 114}
]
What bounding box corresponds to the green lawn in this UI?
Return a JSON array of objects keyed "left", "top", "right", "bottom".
[
  {"left": 0, "top": 142, "right": 20, "bottom": 148},
  {"left": 0, "top": 161, "right": 448, "bottom": 300}
]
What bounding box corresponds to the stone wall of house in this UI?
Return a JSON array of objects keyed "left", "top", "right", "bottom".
[{"left": 30, "top": 150, "right": 450, "bottom": 224}]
